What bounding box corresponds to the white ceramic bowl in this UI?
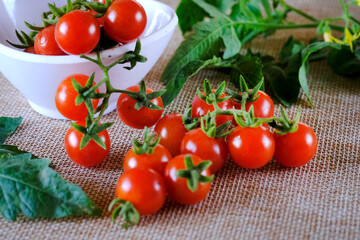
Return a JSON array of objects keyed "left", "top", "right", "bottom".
[{"left": 0, "top": 0, "right": 177, "bottom": 119}]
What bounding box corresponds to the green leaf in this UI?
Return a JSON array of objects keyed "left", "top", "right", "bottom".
[
  {"left": 0, "top": 117, "right": 22, "bottom": 144},
  {"left": 0, "top": 145, "right": 37, "bottom": 159},
  {"left": 162, "top": 56, "right": 222, "bottom": 106},
  {"left": 263, "top": 64, "right": 300, "bottom": 107},
  {"left": 327, "top": 46, "right": 360, "bottom": 77},
  {"left": 160, "top": 19, "right": 227, "bottom": 85},
  {"left": 0, "top": 154, "right": 102, "bottom": 221},
  {"left": 299, "top": 41, "right": 341, "bottom": 106}
]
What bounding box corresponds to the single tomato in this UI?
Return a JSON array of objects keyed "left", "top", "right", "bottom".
[
  {"left": 232, "top": 90, "right": 274, "bottom": 126},
  {"left": 274, "top": 122, "right": 317, "bottom": 167},
  {"left": 227, "top": 126, "right": 275, "bottom": 169},
  {"left": 55, "top": 74, "right": 99, "bottom": 121},
  {"left": 164, "top": 154, "right": 212, "bottom": 205},
  {"left": 103, "top": 0, "right": 147, "bottom": 43},
  {"left": 123, "top": 144, "right": 171, "bottom": 175},
  {"left": 116, "top": 85, "right": 163, "bottom": 129},
  {"left": 64, "top": 122, "right": 110, "bottom": 167},
  {"left": 154, "top": 113, "right": 187, "bottom": 156},
  {"left": 116, "top": 168, "right": 166, "bottom": 215},
  {"left": 180, "top": 128, "right": 228, "bottom": 173},
  {"left": 34, "top": 25, "right": 65, "bottom": 55},
  {"left": 192, "top": 90, "right": 233, "bottom": 126},
  {"left": 55, "top": 10, "right": 100, "bottom": 54}
]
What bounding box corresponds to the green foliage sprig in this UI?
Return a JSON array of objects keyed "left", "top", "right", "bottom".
[{"left": 161, "top": 0, "right": 360, "bottom": 107}]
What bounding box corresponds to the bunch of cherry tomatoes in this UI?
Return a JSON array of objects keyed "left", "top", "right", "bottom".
[
  {"left": 12, "top": 0, "right": 318, "bottom": 229},
  {"left": 9, "top": 0, "right": 147, "bottom": 55}
]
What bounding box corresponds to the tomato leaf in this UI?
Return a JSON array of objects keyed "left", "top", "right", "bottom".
[
  {"left": 0, "top": 145, "right": 37, "bottom": 159},
  {"left": 327, "top": 46, "right": 360, "bottom": 76},
  {"left": 299, "top": 41, "right": 341, "bottom": 106},
  {"left": 0, "top": 154, "right": 102, "bottom": 221},
  {"left": 0, "top": 117, "right": 22, "bottom": 144},
  {"left": 162, "top": 56, "right": 222, "bottom": 106}
]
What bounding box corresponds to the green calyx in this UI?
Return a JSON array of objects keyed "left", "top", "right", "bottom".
[
  {"left": 120, "top": 80, "right": 166, "bottom": 111},
  {"left": 200, "top": 111, "right": 234, "bottom": 138},
  {"left": 197, "top": 79, "right": 231, "bottom": 105},
  {"left": 6, "top": 30, "right": 35, "bottom": 49},
  {"left": 108, "top": 199, "right": 140, "bottom": 229},
  {"left": 176, "top": 155, "right": 214, "bottom": 192},
  {"left": 182, "top": 104, "right": 201, "bottom": 131},
  {"left": 70, "top": 120, "right": 113, "bottom": 150},
  {"left": 226, "top": 75, "right": 264, "bottom": 106},
  {"left": 132, "top": 127, "right": 160, "bottom": 155},
  {"left": 269, "top": 106, "right": 301, "bottom": 135}
]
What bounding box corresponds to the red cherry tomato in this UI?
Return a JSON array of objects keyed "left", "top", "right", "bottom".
[
  {"left": 154, "top": 113, "right": 187, "bottom": 156},
  {"left": 116, "top": 168, "right": 166, "bottom": 215},
  {"left": 34, "top": 25, "right": 65, "bottom": 55},
  {"left": 104, "top": 0, "right": 147, "bottom": 43},
  {"left": 191, "top": 91, "right": 233, "bottom": 126},
  {"left": 55, "top": 10, "right": 100, "bottom": 54},
  {"left": 274, "top": 122, "right": 317, "bottom": 167},
  {"left": 116, "top": 85, "right": 163, "bottom": 129},
  {"left": 55, "top": 74, "right": 99, "bottom": 121},
  {"left": 227, "top": 126, "right": 275, "bottom": 169},
  {"left": 123, "top": 144, "right": 172, "bottom": 175},
  {"left": 180, "top": 128, "right": 228, "bottom": 173},
  {"left": 24, "top": 46, "right": 36, "bottom": 54},
  {"left": 233, "top": 90, "right": 274, "bottom": 126},
  {"left": 64, "top": 122, "right": 110, "bottom": 167},
  {"left": 164, "top": 154, "right": 212, "bottom": 205}
]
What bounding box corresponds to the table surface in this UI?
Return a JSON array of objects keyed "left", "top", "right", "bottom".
[{"left": 1, "top": 0, "right": 360, "bottom": 239}]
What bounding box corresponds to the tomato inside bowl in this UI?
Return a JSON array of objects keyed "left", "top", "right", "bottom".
[{"left": 0, "top": 0, "right": 178, "bottom": 119}]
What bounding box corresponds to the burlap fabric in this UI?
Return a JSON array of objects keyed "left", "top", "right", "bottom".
[{"left": 1, "top": 0, "right": 359, "bottom": 239}]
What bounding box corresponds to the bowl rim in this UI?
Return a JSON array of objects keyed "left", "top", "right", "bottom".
[{"left": 0, "top": 0, "right": 178, "bottom": 64}]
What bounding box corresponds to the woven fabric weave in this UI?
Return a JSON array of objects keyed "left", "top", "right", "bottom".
[{"left": 1, "top": 0, "right": 359, "bottom": 239}]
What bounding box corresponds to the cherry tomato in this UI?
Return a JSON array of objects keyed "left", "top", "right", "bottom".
[
  {"left": 34, "top": 25, "right": 65, "bottom": 55},
  {"left": 192, "top": 91, "right": 233, "bottom": 126},
  {"left": 164, "top": 154, "right": 212, "bottom": 205},
  {"left": 227, "top": 126, "right": 275, "bottom": 169},
  {"left": 64, "top": 122, "right": 110, "bottom": 167},
  {"left": 274, "top": 122, "right": 317, "bottom": 167},
  {"left": 24, "top": 46, "right": 36, "bottom": 54},
  {"left": 104, "top": 0, "right": 147, "bottom": 43},
  {"left": 55, "top": 74, "right": 99, "bottom": 121},
  {"left": 116, "top": 85, "right": 163, "bottom": 129},
  {"left": 154, "top": 113, "right": 187, "bottom": 156},
  {"left": 233, "top": 90, "right": 274, "bottom": 126},
  {"left": 55, "top": 10, "right": 100, "bottom": 55},
  {"left": 116, "top": 168, "right": 166, "bottom": 215},
  {"left": 123, "top": 144, "right": 172, "bottom": 175},
  {"left": 180, "top": 128, "right": 228, "bottom": 173}
]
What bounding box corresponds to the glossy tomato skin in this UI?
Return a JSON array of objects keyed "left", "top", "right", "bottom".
[
  {"left": 123, "top": 144, "right": 172, "bottom": 175},
  {"left": 164, "top": 154, "right": 212, "bottom": 205},
  {"left": 191, "top": 91, "right": 233, "bottom": 126},
  {"left": 55, "top": 74, "right": 99, "bottom": 121},
  {"left": 274, "top": 123, "right": 317, "bottom": 167},
  {"left": 117, "top": 85, "right": 163, "bottom": 129},
  {"left": 154, "top": 113, "right": 187, "bottom": 156},
  {"left": 227, "top": 126, "right": 275, "bottom": 169},
  {"left": 64, "top": 122, "right": 110, "bottom": 167},
  {"left": 34, "top": 25, "right": 65, "bottom": 55},
  {"left": 233, "top": 90, "right": 274, "bottom": 126},
  {"left": 55, "top": 10, "right": 100, "bottom": 55},
  {"left": 116, "top": 168, "right": 166, "bottom": 215},
  {"left": 104, "top": 0, "right": 147, "bottom": 43},
  {"left": 180, "top": 128, "right": 228, "bottom": 173}
]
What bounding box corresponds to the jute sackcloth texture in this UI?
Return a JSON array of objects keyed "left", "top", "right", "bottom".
[{"left": 1, "top": 0, "right": 359, "bottom": 239}]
